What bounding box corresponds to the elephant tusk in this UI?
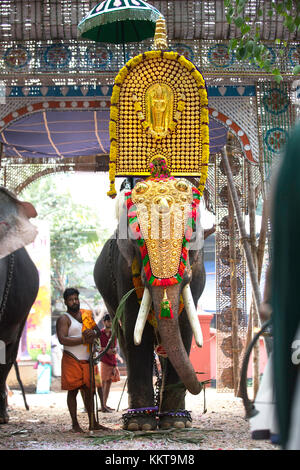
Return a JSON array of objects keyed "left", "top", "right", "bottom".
[
  {"left": 182, "top": 284, "right": 203, "bottom": 347},
  {"left": 134, "top": 287, "right": 152, "bottom": 346}
]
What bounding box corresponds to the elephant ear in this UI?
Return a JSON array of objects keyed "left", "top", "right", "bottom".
[
  {"left": 115, "top": 189, "right": 138, "bottom": 268},
  {"left": 0, "top": 187, "right": 38, "bottom": 259},
  {"left": 117, "top": 237, "right": 137, "bottom": 268}
]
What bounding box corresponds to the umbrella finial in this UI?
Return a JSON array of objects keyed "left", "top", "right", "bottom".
[{"left": 154, "top": 16, "right": 168, "bottom": 50}]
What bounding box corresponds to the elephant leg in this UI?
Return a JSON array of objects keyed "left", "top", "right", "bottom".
[
  {"left": 122, "top": 306, "right": 157, "bottom": 431},
  {"left": 158, "top": 359, "right": 193, "bottom": 429},
  {"left": 0, "top": 362, "right": 13, "bottom": 424},
  {"left": 0, "top": 337, "right": 25, "bottom": 424},
  {"left": 158, "top": 311, "right": 196, "bottom": 429}
]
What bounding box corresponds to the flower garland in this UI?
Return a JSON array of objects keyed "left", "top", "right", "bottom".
[
  {"left": 149, "top": 156, "right": 171, "bottom": 178},
  {"left": 107, "top": 50, "right": 209, "bottom": 199},
  {"left": 126, "top": 183, "right": 201, "bottom": 287}
]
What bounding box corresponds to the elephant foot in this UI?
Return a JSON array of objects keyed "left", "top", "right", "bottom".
[
  {"left": 0, "top": 413, "right": 9, "bottom": 424},
  {"left": 158, "top": 410, "right": 192, "bottom": 430},
  {"left": 123, "top": 416, "right": 157, "bottom": 431},
  {"left": 0, "top": 394, "right": 9, "bottom": 424},
  {"left": 122, "top": 407, "right": 158, "bottom": 431}
]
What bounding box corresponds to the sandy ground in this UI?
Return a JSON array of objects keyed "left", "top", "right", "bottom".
[{"left": 0, "top": 377, "right": 278, "bottom": 452}]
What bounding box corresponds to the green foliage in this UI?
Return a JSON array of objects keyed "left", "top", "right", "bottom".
[
  {"left": 225, "top": 0, "right": 300, "bottom": 83},
  {"left": 86, "top": 427, "right": 223, "bottom": 445},
  {"left": 22, "top": 175, "right": 109, "bottom": 300}
]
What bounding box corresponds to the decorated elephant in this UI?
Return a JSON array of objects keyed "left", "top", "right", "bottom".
[
  {"left": 94, "top": 169, "right": 210, "bottom": 431},
  {"left": 0, "top": 187, "right": 39, "bottom": 424}
]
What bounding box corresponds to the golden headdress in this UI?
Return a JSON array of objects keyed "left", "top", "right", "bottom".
[{"left": 107, "top": 17, "right": 209, "bottom": 198}]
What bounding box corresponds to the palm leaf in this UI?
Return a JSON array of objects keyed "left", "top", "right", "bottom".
[
  {"left": 93, "top": 287, "right": 137, "bottom": 363},
  {"left": 86, "top": 427, "right": 223, "bottom": 445}
]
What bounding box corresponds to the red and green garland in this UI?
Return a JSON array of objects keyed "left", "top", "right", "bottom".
[{"left": 125, "top": 182, "right": 200, "bottom": 287}]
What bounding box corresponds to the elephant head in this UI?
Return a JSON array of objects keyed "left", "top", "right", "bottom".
[
  {"left": 0, "top": 186, "right": 38, "bottom": 259},
  {"left": 117, "top": 176, "right": 205, "bottom": 395}
]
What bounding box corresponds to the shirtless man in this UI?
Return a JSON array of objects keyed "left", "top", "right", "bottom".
[{"left": 56, "top": 287, "right": 106, "bottom": 433}]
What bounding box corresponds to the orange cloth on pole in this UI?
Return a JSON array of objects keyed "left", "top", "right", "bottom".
[
  {"left": 81, "top": 309, "right": 97, "bottom": 331},
  {"left": 81, "top": 309, "right": 97, "bottom": 353},
  {"left": 94, "top": 364, "right": 102, "bottom": 388},
  {"left": 61, "top": 351, "right": 96, "bottom": 391}
]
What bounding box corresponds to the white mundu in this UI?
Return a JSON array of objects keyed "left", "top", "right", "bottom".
[{"left": 63, "top": 312, "right": 90, "bottom": 361}]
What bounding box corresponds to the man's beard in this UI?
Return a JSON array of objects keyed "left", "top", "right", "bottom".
[{"left": 68, "top": 304, "right": 80, "bottom": 313}]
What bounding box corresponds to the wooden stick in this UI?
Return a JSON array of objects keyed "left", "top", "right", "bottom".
[
  {"left": 247, "top": 161, "right": 260, "bottom": 399},
  {"left": 89, "top": 349, "right": 95, "bottom": 430},
  {"left": 117, "top": 377, "right": 128, "bottom": 412},
  {"left": 228, "top": 185, "right": 240, "bottom": 395},
  {"left": 243, "top": 197, "right": 268, "bottom": 352},
  {"left": 256, "top": 197, "right": 268, "bottom": 283}
]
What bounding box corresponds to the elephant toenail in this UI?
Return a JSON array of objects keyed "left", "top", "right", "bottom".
[
  {"left": 127, "top": 422, "right": 139, "bottom": 431},
  {"left": 174, "top": 421, "right": 185, "bottom": 428},
  {"left": 141, "top": 423, "right": 152, "bottom": 431}
]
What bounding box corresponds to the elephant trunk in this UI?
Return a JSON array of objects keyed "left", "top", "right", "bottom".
[
  {"left": 182, "top": 284, "right": 203, "bottom": 347},
  {"left": 152, "top": 286, "right": 202, "bottom": 395}
]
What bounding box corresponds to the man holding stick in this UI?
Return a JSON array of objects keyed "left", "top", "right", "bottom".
[{"left": 56, "top": 288, "right": 108, "bottom": 433}]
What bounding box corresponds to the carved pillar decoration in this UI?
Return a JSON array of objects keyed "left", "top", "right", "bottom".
[{"left": 256, "top": 80, "right": 296, "bottom": 192}]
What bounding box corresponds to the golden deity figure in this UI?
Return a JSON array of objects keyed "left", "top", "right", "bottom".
[{"left": 145, "top": 83, "right": 173, "bottom": 138}]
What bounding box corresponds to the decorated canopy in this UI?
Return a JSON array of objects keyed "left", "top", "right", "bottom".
[
  {"left": 0, "top": 108, "right": 228, "bottom": 160},
  {"left": 0, "top": 1, "right": 299, "bottom": 42},
  {"left": 78, "top": 0, "right": 161, "bottom": 44}
]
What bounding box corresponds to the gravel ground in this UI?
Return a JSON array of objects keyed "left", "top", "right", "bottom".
[{"left": 0, "top": 377, "right": 278, "bottom": 451}]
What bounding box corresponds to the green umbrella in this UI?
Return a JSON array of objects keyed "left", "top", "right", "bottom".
[{"left": 78, "top": 0, "right": 161, "bottom": 45}]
